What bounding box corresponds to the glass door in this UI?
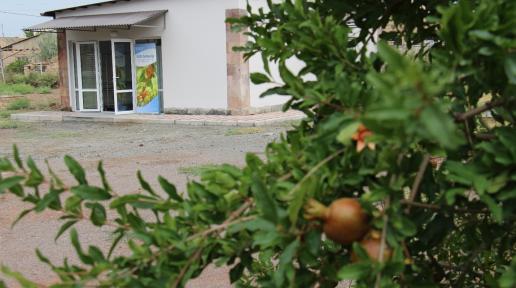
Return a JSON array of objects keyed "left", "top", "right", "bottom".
[
  {"left": 76, "top": 42, "right": 101, "bottom": 111},
  {"left": 112, "top": 40, "right": 135, "bottom": 114}
]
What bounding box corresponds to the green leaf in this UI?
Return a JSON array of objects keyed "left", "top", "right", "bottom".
[
  {"left": 250, "top": 72, "right": 271, "bottom": 84},
  {"left": 71, "top": 185, "right": 111, "bottom": 201},
  {"left": 97, "top": 161, "right": 112, "bottom": 192},
  {"left": 0, "top": 176, "right": 25, "bottom": 194},
  {"left": 337, "top": 263, "right": 371, "bottom": 280},
  {"left": 158, "top": 176, "right": 182, "bottom": 202},
  {"left": 274, "top": 239, "right": 300, "bottom": 287},
  {"left": 0, "top": 266, "right": 37, "bottom": 288},
  {"left": 480, "top": 194, "right": 503, "bottom": 223},
  {"left": 137, "top": 171, "right": 157, "bottom": 196},
  {"left": 64, "top": 155, "right": 87, "bottom": 185},
  {"left": 55, "top": 220, "right": 78, "bottom": 241},
  {"left": 0, "top": 158, "right": 15, "bottom": 172},
  {"left": 504, "top": 53, "right": 516, "bottom": 84},
  {"left": 250, "top": 173, "right": 278, "bottom": 223},
  {"left": 337, "top": 121, "right": 360, "bottom": 145},
  {"left": 70, "top": 228, "right": 93, "bottom": 265},
  {"left": 87, "top": 203, "right": 107, "bottom": 226},
  {"left": 420, "top": 106, "right": 460, "bottom": 149},
  {"left": 12, "top": 144, "right": 25, "bottom": 171}
]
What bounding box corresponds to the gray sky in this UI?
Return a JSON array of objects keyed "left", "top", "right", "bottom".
[{"left": 0, "top": 0, "right": 106, "bottom": 37}]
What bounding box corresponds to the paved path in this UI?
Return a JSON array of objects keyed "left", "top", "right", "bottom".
[{"left": 11, "top": 110, "right": 305, "bottom": 126}]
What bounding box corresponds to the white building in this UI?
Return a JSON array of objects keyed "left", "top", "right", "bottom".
[{"left": 26, "top": 0, "right": 288, "bottom": 115}]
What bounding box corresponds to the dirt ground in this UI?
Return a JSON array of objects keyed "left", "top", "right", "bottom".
[{"left": 0, "top": 121, "right": 290, "bottom": 287}]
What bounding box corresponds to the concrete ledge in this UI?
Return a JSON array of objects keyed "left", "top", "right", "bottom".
[{"left": 10, "top": 111, "right": 306, "bottom": 127}]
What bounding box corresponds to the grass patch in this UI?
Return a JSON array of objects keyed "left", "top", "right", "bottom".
[
  {"left": 7, "top": 98, "right": 31, "bottom": 110},
  {"left": 0, "top": 119, "right": 28, "bottom": 129},
  {"left": 0, "top": 83, "right": 35, "bottom": 95},
  {"left": 0, "top": 83, "right": 52, "bottom": 96},
  {"left": 0, "top": 110, "right": 15, "bottom": 119},
  {"left": 178, "top": 164, "right": 222, "bottom": 176},
  {"left": 225, "top": 127, "right": 265, "bottom": 136}
]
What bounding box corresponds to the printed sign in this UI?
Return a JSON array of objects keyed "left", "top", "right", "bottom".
[{"left": 135, "top": 42, "right": 160, "bottom": 113}]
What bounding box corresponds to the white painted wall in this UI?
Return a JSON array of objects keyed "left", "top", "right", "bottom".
[{"left": 60, "top": 0, "right": 239, "bottom": 111}]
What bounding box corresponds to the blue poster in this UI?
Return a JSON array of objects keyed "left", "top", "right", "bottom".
[{"left": 135, "top": 43, "right": 160, "bottom": 113}]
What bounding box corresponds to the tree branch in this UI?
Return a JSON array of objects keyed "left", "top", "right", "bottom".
[
  {"left": 454, "top": 99, "right": 506, "bottom": 122},
  {"left": 406, "top": 155, "right": 430, "bottom": 213},
  {"left": 375, "top": 197, "right": 390, "bottom": 288}
]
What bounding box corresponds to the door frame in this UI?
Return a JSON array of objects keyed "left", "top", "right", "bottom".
[
  {"left": 75, "top": 41, "right": 101, "bottom": 112},
  {"left": 111, "top": 39, "right": 136, "bottom": 115}
]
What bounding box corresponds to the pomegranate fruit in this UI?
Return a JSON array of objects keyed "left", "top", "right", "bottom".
[
  {"left": 351, "top": 231, "right": 392, "bottom": 262},
  {"left": 304, "top": 198, "right": 369, "bottom": 245}
]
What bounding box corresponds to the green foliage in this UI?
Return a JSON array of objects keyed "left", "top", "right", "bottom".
[
  {"left": 0, "top": 84, "right": 34, "bottom": 96},
  {"left": 37, "top": 34, "right": 57, "bottom": 62},
  {"left": 1, "top": 0, "right": 515, "bottom": 287},
  {"left": 6, "top": 73, "right": 58, "bottom": 88},
  {"left": 6, "top": 98, "right": 30, "bottom": 110},
  {"left": 5, "top": 59, "right": 28, "bottom": 74}
]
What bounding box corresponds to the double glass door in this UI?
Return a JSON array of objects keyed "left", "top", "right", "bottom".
[{"left": 75, "top": 40, "right": 135, "bottom": 114}]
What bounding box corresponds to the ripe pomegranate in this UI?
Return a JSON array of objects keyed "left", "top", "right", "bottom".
[
  {"left": 304, "top": 198, "right": 369, "bottom": 245},
  {"left": 351, "top": 231, "right": 392, "bottom": 262}
]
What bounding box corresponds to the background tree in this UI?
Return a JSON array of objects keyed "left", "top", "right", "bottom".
[
  {"left": 1, "top": 0, "right": 515, "bottom": 287},
  {"left": 37, "top": 33, "right": 57, "bottom": 62}
]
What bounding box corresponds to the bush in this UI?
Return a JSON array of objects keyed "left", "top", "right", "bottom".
[
  {"left": 5, "top": 59, "right": 29, "bottom": 74},
  {"left": 26, "top": 73, "right": 58, "bottom": 88},
  {"left": 5, "top": 73, "right": 58, "bottom": 88},
  {"left": 6, "top": 98, "right": 30, "bottom": 110}
]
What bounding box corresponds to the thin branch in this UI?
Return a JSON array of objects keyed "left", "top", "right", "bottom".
[
  {"left": 454, "top": 99, "right": 506, "bottom": 122},
  {"left": 171, "top": 247, "right": 204, "bottom": 288},
  {"left": 406, "top": 155, "right": 430, "bottom": 213},
  {"left": 400, "top": 200, "right": 488, "bottom": 213},
  {"left": 286, "top": 148, "right": 345, "bottom": 199},
  {"left": 375, "top": 197, "right": 390, "bottom": 288}
]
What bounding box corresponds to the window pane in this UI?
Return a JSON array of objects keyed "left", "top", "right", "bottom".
[
  {"left": 114, "top": 42, "right": 132, "bottom": 90},
  {"left": 117, "top": 92, "right": 133, "bottom": 111},
  {"left": 82, "top": 91, "right": 98, "bottom": 110},
  {"left": 79, "top": 44, "right": 97, "bottom": 89}
]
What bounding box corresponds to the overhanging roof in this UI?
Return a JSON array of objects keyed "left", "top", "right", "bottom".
[
  {"left": 25, "top": 10, "right": 167, "bottom": 32},
  {"left": 42, "top": 0, "right": 131, "bottom": 18}
]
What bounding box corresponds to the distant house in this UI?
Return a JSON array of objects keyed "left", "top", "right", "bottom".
[
  {"left": 24, "top": 0, "right": 295, "bottom": 115},
  {"left": 0, "top": 36, "right": 41, "bottom": 67}
]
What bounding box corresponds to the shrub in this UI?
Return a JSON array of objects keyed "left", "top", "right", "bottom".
[
  {"left": 26, "top": 73, "right": 59, "bottom": 88},
  {"left": 0, "top": 0, "right": 515, "bottom": 287},
  {"left": 5, "top": 59, "right": 29, "bottom": 74},
  {"left": 6, "top": 73, "right": 58, "bottom": 88},
  {"left": 6, "top": 98, "right": 30, "bottom": 110}
]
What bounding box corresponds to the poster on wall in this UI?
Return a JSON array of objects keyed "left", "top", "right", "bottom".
[{"left": 135, "top": 42, "right": 160, "bottom": 113}]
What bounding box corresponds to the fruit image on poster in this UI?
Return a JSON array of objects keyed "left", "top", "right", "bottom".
[{"left": 135, "top": 43, "right": 160, "bottom": 113}]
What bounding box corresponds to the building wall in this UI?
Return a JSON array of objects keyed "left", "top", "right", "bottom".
[
  {"left": 60, "top": 0, "right": 240, "bottom": 112},
  {"left": 1, "top": 37, "right": 41, "bottom": 67}
]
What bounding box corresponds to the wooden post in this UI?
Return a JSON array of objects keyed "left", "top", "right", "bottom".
[
  {"left": 0, "top": 46, "right": 5, "bottom": 83},
  {"left": 225, "top": 9, "right": 250, "bottom": 115},
  {"left": 57, "top": 31, "right": 70, "bottom": 109}
]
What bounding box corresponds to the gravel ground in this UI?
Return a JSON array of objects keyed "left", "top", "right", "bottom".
[{"left": 0, "top": 121, "right": 291, "bottom": 287}]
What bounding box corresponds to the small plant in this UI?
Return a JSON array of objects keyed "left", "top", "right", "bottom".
[
  {"left": 5, "top": 59, "right": 29, "bottom": 74},
  {"left": 7, "top": 98, "right": 30, "bottom": 110},
  {"left": 37, "top": 86, "right": 51, "bottom": 94},
  {"left": 225, "top": 127, "right": 265, "bottom": 136}
]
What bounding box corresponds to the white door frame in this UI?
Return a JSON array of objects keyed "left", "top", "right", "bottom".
[
  {"left": 76, "top": 41, "right": 101, "bottom": 112},
  {"left": 112, "top": 39, "right": 136, "bottom": 115}
]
